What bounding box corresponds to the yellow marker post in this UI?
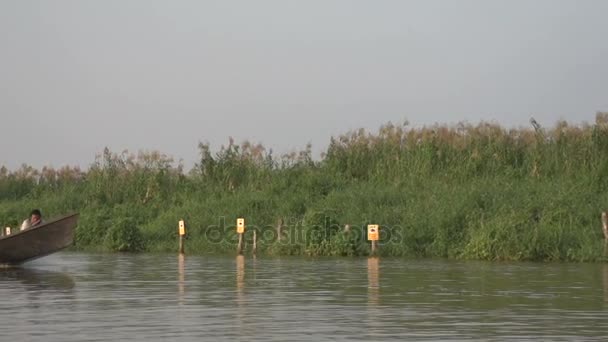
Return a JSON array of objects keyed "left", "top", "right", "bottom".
[
  {"left": 237, "top": 218, "right": 245, "bottom": 234},
  {"left": 4, "top": 227, "right": 10, "bottom": 236},
  {"left": 367, "top": 224, "right": 379, "bottom": 255},
  {"left": 236, "top": 218, "right": 245, "bottom": 255},
  {"left": 179, "top": 220, "right": 186, "bottom": 236},
  {"left": 178, "top": 219, "right": 186, "bottom": 254}
]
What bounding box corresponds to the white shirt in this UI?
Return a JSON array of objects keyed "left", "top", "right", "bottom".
[{"left": 20, "top": 218, "right": 43, "bottom": 231}]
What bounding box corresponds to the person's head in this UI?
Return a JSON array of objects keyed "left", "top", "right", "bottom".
[{"left": 30, "top": 209, "right": 42, "bottom": 223}]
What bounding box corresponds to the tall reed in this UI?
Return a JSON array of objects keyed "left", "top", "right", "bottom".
[{"left": 1, "top": 114, "right": 607, "bottom": 261}]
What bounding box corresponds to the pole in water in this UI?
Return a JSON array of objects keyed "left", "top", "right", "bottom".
[
  {"left": 252, "top": 229, "right": 257, "bottom": 255},
  {"left": 237, "top": 218, "right": 245, "bottom": 255},
  {"left": 367, "top": 224, "right": 379, "bottom": 256},
  {"left": 602, "top": 212, "right": 608, "bottom": 241},
  {"left": 178, "top": 219, "right": 186, "bottom": 254},
  {"left": 276, "top": 218, "right": 284, "bottom": 241}
]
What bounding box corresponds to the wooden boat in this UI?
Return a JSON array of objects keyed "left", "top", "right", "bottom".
[{"left": 0, "top": 213, "right": 78, "bottom": 266}]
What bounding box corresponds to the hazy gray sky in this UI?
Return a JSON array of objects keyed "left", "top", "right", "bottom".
[{"left": 1, "top": 0, "right": 607, "bottom": 170}]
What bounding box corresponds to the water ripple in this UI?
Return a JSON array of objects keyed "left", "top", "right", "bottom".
[{"left": 0, "top": 253, "right": 606, "bottom": 341}]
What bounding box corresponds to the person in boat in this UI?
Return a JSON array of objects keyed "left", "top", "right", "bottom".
[{"left": 20, "top": 209, "right": 43, "bottom": 231}]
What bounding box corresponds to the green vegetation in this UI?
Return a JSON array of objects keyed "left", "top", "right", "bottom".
[{"left": 2, "top": 114, "right": 608, "bottom": 261}]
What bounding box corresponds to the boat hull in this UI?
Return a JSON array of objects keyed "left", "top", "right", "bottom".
[{"left": 0, "top": 213, "right": 78, "bottom": 266}]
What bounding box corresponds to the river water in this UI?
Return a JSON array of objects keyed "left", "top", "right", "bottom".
[{"left": 0, "top": 252, "right": 607, "bottom": 341}]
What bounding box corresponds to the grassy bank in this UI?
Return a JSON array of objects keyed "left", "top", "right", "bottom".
[{"left": 2, "top": 114, "right": 608, "bottom": 261}]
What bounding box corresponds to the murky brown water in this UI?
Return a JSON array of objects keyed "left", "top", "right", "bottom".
[{"left": 0, "top": 252, "right": 607, "bottom": 341}]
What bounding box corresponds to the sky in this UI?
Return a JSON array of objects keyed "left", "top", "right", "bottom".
[{"left": 1, "top": 0, "right": 607, "bottom": 170}]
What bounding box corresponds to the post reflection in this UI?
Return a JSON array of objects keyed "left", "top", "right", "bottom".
[
  {"left": 236, "top": 255, "right": 245, "bottom": 302},
  {"left": 178, "top": 253, "right": 185, "bottom": 305},
  {"left": 235, "top": 255, "right": 247, "bottom": 337},
  {"left": 367, "top": 256, "right": 379, "bottom": 306},
  {"left": 0, "top": 267, "right": 75, "bottom": 291}
]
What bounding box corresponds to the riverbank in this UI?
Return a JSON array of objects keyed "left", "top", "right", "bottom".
[{"left": 2, "top": 116, "right": 608, "bottom": 261}]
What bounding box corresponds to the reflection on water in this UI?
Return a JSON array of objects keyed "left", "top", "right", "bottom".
[
  {"left": 235, "top": 255, "right": 246, "bottom": 308},
  {"left": 0, "top": 267, "right": 75, "bottom": 291},
  {"left": 1, "top": 253, "right": 607, "bottom": 341},
  {"left": 236, "top": 255, "right": 245, "bottom": 296},
  {"left": 0, "top": 266, "right": 75, "bottom": 313},
  {"left": 235, "top": 255, "right": 246, "bottom": 338},
  {"left": 367, "top": 256, "right": 379, "bottom": 306},
  {"left": 177, "top": 253, "right": 185, "bottom": 305},
  {"left": 366, "top": 257, "right": 381, "bottom": 339}
]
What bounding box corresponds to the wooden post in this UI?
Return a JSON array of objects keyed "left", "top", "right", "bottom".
[
  {"left": 602, "top": 212, "right": 608, "bottom": 241},
  {"left": 237, "top": 218, "right": 245, "bottom": 255},
  {"left": 178, "top": 219, "right": 186, "bottom": 254},
  {"left": 252, "top": 230, "right": 257, "bottom": 255},
  {"left": 3, "top": 227, "right": 10, "bottom": 236},
  {"left": 344, "top": 224, "right": 351, "bottom": 234},
  {"left": 276, "top": 218, "right": 284, "bottom": 241},
  {"left": 237, "top": 233, "right": 244, "bottom": 255},
  {"left": 367, "top": 224, "right": 379, "bottom": 256}
]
